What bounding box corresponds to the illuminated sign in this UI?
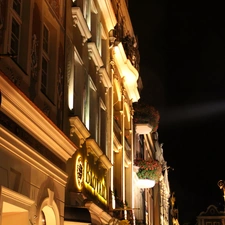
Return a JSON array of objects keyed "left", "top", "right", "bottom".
[
  {"left": 84, "top": 160, "right": 107, "bottom": 204},
  {"left": 75, "top": 155, "right": 83, "bottom": 190}
]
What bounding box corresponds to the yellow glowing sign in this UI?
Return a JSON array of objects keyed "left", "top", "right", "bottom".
[
  {"left": 84, "top": 160, "right": 107, "bottom": 204},
  {"left": 75, "top": 155, "right": 83, "bottom": 190}
]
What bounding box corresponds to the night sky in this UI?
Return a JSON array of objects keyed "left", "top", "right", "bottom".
[{"left": 129, "top": 1, "right": 225, "bottom": 224}]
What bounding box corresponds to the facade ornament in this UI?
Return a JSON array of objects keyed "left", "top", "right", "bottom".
[
  {"left": 31, "top": 34, "right": 38, "bottom": 80},
  {"left": 57, "top": 67, "right": 63, "bottom": 109}
]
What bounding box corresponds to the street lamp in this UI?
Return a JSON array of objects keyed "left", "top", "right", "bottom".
[{"left": 217, "top": 180, "right": 225, "bottom": 211}]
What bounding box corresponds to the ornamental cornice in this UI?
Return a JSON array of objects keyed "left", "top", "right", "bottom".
[
  {"left": 86, "top": 139, "right": 112, "bottom": 170},
  {"left": 96, "top": 0, "right": 117, "bottom": 32},
  {"left": 87, "top": 42, "right": 104, "bottom": 70},
  {"left": 69, "top": 116, "right": 90, "bottom": 147},
  {"left": 0, "top": 73, "right": 77, "bottom": 161},
  {"left": 72, "top": 7, "right": 92, "bottom": 44}
]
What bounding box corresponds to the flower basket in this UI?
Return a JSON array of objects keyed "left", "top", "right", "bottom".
[
  {"left": 134, "top": 158, "right": 162, "bottom": 182},
  {"left": 133, "top": 103, "right": 160, "bottom": 132}
]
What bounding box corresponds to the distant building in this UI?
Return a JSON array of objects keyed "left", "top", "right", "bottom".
[{"left": 197, "top": 205, "right": 225, "bottom": 225}]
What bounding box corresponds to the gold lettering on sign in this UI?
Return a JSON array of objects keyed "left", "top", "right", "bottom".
[{"left": 84, "top": 161, "right": 107, "bottom": 202}]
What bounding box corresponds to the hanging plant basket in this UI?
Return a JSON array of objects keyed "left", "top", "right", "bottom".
[
  {"left": 134, "top": 158, "right": 162, "bottom": 182},
  {"left": 133, "top": 103, "right": 160, "bottom": 132}
]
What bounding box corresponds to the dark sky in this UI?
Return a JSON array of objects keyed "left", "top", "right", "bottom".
[{"left": 129, "top": 1, "right": 225, "bottom": 224}]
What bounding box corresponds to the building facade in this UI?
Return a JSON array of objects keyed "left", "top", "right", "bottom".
[
  {"left": 197, "top": 205, "right": 225, "bottom": 225},
  {"left": 0, "top": 0, "right": 170, "bottom": 225}
]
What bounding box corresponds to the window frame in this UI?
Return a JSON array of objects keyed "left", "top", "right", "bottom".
[{"left": 9, "top": 0, "right": 22, "bottom": 59}]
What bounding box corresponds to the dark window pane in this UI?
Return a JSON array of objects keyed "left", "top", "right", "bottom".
[
  {"left": 11, "top": 18, "right": 20, "bottom": 55},
  {"left": 41, "top": 57, "right": 48, "bottom": 94},
  {"left": 13, "top": 0, "right": 21, "bottom": 16},
  {"left": 43, "top": 26, "right": 49, "bottom": 53}
]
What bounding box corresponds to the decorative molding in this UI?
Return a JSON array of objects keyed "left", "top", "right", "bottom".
[
  {"left": 124, "top": 152, "right": 132, "bottom": 167},
  {"left": 0, "top": 186, "right": 35, "bottom": 208},
  {"left": 112, "top": 42, "right": 140, "bottom": 102},
  {"left": 98, "top": 67, "right": 112, "bottom": 93},
  {"left": 85, "top": 201, "right": 113, "bottom": 224},
  {"left": 69, "top": 116, "right": 90, "bottom": 147},
  {"left": 0, "top": 74, "right": 78, "bottom": 162},
  {"left": 86, "top": 139, "right": 112, "bottom": 170},
  {"left": 30, "top": 34, "right": 38, "bottom": 80},
  {"left": 113, "top": 133, "right": 122, "bottom": 153},
  {"left": 1, "top": 126, "right": 68, "bottom": 186},
  {"left": 96, "top": 0, "right": 117, "bottom": 32},
  {"left": 72, "top": 7, "right": 92, "bottom": 45},
  {"left": 1, "top": 112, "right": 65, "bottom": 170},
  {"left": 87, "top": 42, "right": 104, "bottom": 70}
]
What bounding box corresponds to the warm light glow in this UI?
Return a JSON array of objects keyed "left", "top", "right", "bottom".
[
  {"left": 135, "top": 123, "right": 153, "bottom": 134},
  {"left": 84, "top": 160, "right": 107, "bottom": 205},
  {"left": 42, "top": 206, "right": 56, "bottom": 225},
  {"left": 75, "top": 154, "right": 83, "bottom": 190},
  {"left": 136, "top": 179, "right": 155, "bottom": 189},
  {"left": 68, "top": 64, "right": 74, "bottom": 110},
  {"left": 112, "top": 43, "right": 140, "bottom": 102}
]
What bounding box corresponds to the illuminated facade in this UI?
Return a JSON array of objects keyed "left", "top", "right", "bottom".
[
  {"left": 170, "top": 192, "right": 179, "bottom": 225},
  {"left": 0, "top": 0, "right": 170, "bottom": 225},
  {"left": 0, "top": 0, "right": 77, "bottom": 225},
  {"left": 133, "top": 128, "right": 170, "bottom": 225}
]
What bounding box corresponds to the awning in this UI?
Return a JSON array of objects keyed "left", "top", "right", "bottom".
[{"left": 64, "top": 206, "right": 92, "bottom": 224}]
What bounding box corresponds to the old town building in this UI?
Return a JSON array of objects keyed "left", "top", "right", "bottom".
[{"left": 0, "top": 0, "right": 170, "bottom": 225}]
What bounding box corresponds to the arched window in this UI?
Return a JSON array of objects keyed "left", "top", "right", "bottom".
[{"left": 38, "top": 189, "right": 60, "bottom": 225}]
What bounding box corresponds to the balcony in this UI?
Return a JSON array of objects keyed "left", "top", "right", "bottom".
[
  {"left": 135, "top": 123, "right": 152, "bottom": 134},
  {"left": 133, "top": 159, "right": 162, "bottom": 188},
  {"left": 133, "top": 103, "right": 160, "bottom": 133}
]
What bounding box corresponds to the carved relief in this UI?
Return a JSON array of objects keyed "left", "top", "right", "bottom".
[
  {"left": 6, "top": 66, "right": 22, "bottom": 87},
  {"left": 31, "top": 34, "right": 38, "bottom": 80},
  {"left": 43, "top": 103, "right": 51, "bottom": 118},
  {"left": 49, "top": 0, "right": 59, "bottom": 18},
  {"left": 30, "top": 34, "right": 39, "bottom": 101},
  {"left": 66, "top": 38, "right": 72, "bottom": 87},
  {"left": 57, "top": 67, "right": 63, "bottom": 109}
]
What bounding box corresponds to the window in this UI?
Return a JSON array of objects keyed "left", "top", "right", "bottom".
[
  {"left": 99, "top": 98, "right": 106, "bottom": 151},
  {"left": 8, "top": 0, "right": 31, "bottom": 72},
  {"left": 41, "top": 22, "right": 57, "bottom": 103},
  {"left": 214, "top": 222, "right": 220, "bottom": 225},
  {"left": 90, "top": 4, "right": 101, "bottom": 54},
  {"left": 83, "top": 0, "right": 91, "bottom": 29},
  {"left": 41, "top": 57, "right": 48, "bottom": 94},
  {"left": 43, "top": 25, "right": 49, "bottom": 53},
  {"left": 41, "top": 25, "right": 49, "bottom": 95},
  {"left": 83, "top": 76, "right": 100, "bottom": 144},
  {"left": 10, "top": 0, "right": 22, "bottom": 58},
  {"left": 13, "top": 0, "right": 21, "bottom": 15},
  {"left": 10, "top": 18, "right": 20, "bottom": 56},
  {"left": 74, "top": 49, "right": 85, "bottom": 118},
  {"left": 101, "top": 26, "right": 108, "bottom": 66},
  {"left": 38, "top": 190, "right": 60, "bottom": 225},
  {"left": 89, "top": 79, "right": 98, "bottom": 140}
]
